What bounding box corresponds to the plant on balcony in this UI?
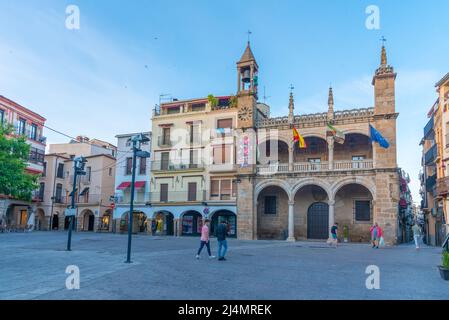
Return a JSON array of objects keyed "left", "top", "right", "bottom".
[
  {"left": 438, "top": 250, "right": 449, "bottom": 281},
  {"left": 0, "top": 124, "right": 39, "bottom": 201},
  {"left": 208, "top": 94, "right": 219, "bottom": 110},
  {"left": 228, "top": 95, "right": 238, "bottom": 109}
]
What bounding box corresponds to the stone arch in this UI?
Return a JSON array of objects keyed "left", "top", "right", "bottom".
[
  {"left": 35, "top": 208, "right": 46, "bottom": 231},
  {"left": 80, "top": 209, "right": 95, "bottom": 231},
  {"left": 302, "top": 132, "right": 328, "bottom": 141},
  {"left": 341, "top": 128, "right": 370, "bottom": 137},
  {"left": 152, "top": 210, "right": 175, "bottom": 236},
  {"left": 291, "top": 178, "right": 333, "bottom": 201},
  {"left": 209, "top": 209, "right": 237, "bottom": 238},
  {"left": 331, "top": 176, "right": 376, "bottom": 200},
  {"left": 255, "top": 179, "right": 292, "bottom": 201},
  {"left": 120, "top": 211, "right": 148, "bottom": 233},
  {"left": 180, "top": 210, "right": 203, "bottom": 236}
]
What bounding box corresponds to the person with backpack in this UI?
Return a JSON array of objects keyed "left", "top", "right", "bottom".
[{"left": 216, "top": 220, "right": 229, "bottom": 261}]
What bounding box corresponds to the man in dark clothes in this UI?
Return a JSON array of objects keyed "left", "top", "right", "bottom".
[{"left": 216, "top": 220, "right": 229, "bottom": 261}]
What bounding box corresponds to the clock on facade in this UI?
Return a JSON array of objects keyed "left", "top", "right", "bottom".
[{"left": 238, "top": 105, "right": 253, "bottom": 122}]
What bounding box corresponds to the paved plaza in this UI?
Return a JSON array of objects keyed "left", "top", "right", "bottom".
[{"left": 0, "top": 232, "right": 448, "bottom": 300}]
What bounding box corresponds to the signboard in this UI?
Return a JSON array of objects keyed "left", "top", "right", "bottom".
[
  {"left": 237, "top": 131, "right": 254, "bottom": 168},
  {"left": 65, "top": 208, "right": 76, "bottom": 217}
]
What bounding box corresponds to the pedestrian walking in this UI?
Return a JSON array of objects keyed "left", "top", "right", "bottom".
[
  {"left": 370, "top": 223, "right": 379, "bottom": 248},
  {"left": 216, "top": 220, "right": 229, "bottom": 261},
  {"left": 196, "top": 219, "right": 215, "bottom": 259},
  {"left": 412, "top": 223, "right": 422, "bottom": 250},
  {"left": 330, "top": 223, "right": 339, "bottom": 247}
]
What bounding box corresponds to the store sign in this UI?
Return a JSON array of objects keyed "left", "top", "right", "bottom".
[{"left": 65, "top": 208, "right": 76, "bottom": 217}]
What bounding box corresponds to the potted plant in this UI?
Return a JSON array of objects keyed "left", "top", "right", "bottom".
[
  {"left": 207, "top": 94, "right": 219, "bottom": 109},
  {"left": 343, "top": 225, "right": 349, "bottom": 243},
  {"left": 438, "top": 250, "right": 449, "bottom": 281}
]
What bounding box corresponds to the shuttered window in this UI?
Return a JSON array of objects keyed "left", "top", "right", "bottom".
[
  {"left": 217, "top": 118, "right": 232, "bottom": 129},
  {"left": 188, "top": 182, "right": 197, "bottom": 201},
  {"left": 160, "top": 184, "right": 168, "bottom": 202},
  {"left": 355, "top": 200, "right": 371, "bottom": 221},
  {"left": 264, "top": 196, "right": 277, "bottom": 215}
]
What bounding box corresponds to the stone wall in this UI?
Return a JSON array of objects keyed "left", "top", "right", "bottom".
[{"left": 257, "top": 186, "right": 288, "bottom": 239}]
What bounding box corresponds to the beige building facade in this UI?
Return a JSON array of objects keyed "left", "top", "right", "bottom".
[{"left": 36, "top": 136, "right": 116, "bottom": 232}]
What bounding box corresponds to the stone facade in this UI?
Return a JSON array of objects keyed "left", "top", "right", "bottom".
[{"left": 235, "top": 44, "right": 400, "bottom": 245}]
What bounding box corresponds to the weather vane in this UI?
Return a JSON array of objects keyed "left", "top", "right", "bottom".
[
  {"left": 380, "top": 36, "right": 387, "bottom": 46},
  {"left": 247, "top": 30, "right": 252, "bottom": 43},
  {"left": 289, "top": 84, "right": 295, "bottom": 93}
]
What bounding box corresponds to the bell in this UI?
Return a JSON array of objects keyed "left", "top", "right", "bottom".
[{"left": 242, "top": 69, "right": 251, "bottom": 83}]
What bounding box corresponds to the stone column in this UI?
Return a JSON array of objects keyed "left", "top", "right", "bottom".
[
  {"left": 289, "top": 142, "right": 294, "bottom": 172},
  {"left": 327, "top": 137, "right": 334, "bottom": 170},
  {"left": 287, "top": 200, "right": 295, "bottom": 241},
  {"left": 328, "top": 200, "right": 335, "bottom": 239}
]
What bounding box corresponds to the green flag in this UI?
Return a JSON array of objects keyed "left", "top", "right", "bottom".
[{"left": 327, "top": 123, "right": 345, "bottom": 144}]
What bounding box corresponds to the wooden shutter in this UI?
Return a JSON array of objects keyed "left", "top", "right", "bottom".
[
  {"left": 160, "top": 184, "right": 168, "bottom": 202},
  {"left": 188, "top": 182, "right": 197, "bottom": 201}
]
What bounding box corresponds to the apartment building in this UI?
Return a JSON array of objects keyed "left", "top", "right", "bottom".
[
  {"left": 113, "top": 132, "right": 152, "bottom": 234},
  {"left": 0, "top": 95, "right": 46, "bottom": 229},
  {"left": 36, "top": 136, "right": 116, "bottom": 232}
]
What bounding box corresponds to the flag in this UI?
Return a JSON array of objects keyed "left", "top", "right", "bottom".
[
  {"left": 327, "top": 123, "right": 345, "bottom": 144},
  {"left": 369, "top": 124, "right": 390, "bottom": 149},
  {"left": 293, "top": 127, "right": 307, "bottom": 148}
]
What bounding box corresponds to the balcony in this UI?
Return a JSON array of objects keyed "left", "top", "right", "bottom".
[
  {"left": 147, "top": 190, "right": 206, "bottom": 204},
  {"left": 256, "top": 160, "right": 373, "bottom": 174},
  {"left": 437, "top": 176, "right": 449, "bottom": 196},
  {"left": 157, "top": 136, "right": 173, "bottom": 147},
  {"left": 426, "top": 174, "right": 437, "bottom": 190},
  {"left": 423, "top": 116, "right": 434, "bottom": 139},
  {"left": 424, "top": 144, "right": 437, "bottom": 165},
  {"left": 210, "top": 128, "right": 234, "bottom": 139},
  {"left": 209, "top": 163, "right": 238, "bottom": 173},
  {"left": 55, "top": 194, "right": 102, "bottom": 205},
  {"left": 151, "top": 160, "right": 205, "bottom": 172}
]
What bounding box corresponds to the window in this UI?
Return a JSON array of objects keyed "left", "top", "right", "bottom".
[
  {"left": 161, "top": 152, "right": 169, "bottom": 170},
  {"left": 55, "top": 183, "right": 63, "bottom": 203},
  {"left": 125, "top": 157, "right": 132, "bottom": 175},
  {"left": 355, "top": 200, "right": 371, "bottom": 222},
  {"left": 108, "top": 167, "right": 112, "bottom": 176},
  {"left": 57, "top": 163, "right": 64, "bottom": 178},
  {"left": 42, "top": 162, "right": 47, "bottom": 177},
  {"left": 210, "top": 179, "right": 236, "bottom": 200},
  {"left": 189, "top": 123, "right": 200, "bottom": 144},
  {"left": 86, "top": 166, "right": 92, "bottom": 182},
  {"left": 160, "top": 183, "right": 168, "bottom": 202},
  {"left": 213, "top": 144, "right": 232, "bottom": 164},
  {"left": 139, "top": 157, "right": 147, "bottom": 175},
  {"left": 211, "top": 180, "right": 220, "bottom": 198},
  {"left": 29, "top": 148, "right": 44, "bottom": 165},
  {"left": 38, "top": 183, "right": 45, "bottom": 201},
  {"left": 189, "top": 149, "right": 199, "bottom": 168},
  {"left": 188, "top": 182, "right": 197, "bottom": 201},
  {"left": 162, "top": 127, "right": 171, "bottom": 145},
  {"left": 264, "top": 196, "right": 277, "bottom": 215},
  {"left": 17, "top": 118, "right": 26, "bottom": 135},
  {"left": 216, "top": 118, "right": 233, "bottom": 137},
  {"left": 0, "top": 109, "right": 4, "bottom": 125},
  {"left": 30, "top": 124, "right": 37, "bottom": 140}
]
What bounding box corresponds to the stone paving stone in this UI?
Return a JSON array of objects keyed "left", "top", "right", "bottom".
[{"left": 0, "top": 232, "right": 447, "bottom": 300}]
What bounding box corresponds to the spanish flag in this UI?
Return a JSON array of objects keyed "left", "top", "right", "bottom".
[{"left": 293, "top": 127, "right": 307, "bottom": 148}]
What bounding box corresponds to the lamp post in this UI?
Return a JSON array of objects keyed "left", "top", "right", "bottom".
[
  {"left": 67, "top": 156, "right": 87, "bottom": 251},
  {"left": 125, "top": 133, "right": 151, "bottom": 263}
]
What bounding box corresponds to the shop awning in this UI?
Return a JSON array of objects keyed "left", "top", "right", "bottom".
[
  {"left": 116, "top": 182, "right": 131, "bottom": 190},
  {"left": 79, "top": 187, "right": 89, "bottom": 196},
  {"left": 135, "top": 181, "right": 146, "bottom": 189}
]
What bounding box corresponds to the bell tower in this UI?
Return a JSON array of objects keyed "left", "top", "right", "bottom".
[{"left": 236, "top": 41, "right": 258, "bottom": 129}]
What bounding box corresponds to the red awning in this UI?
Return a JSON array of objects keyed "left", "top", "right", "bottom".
[
  {"left": 134, "top": 181, "right": 146, "bottom": 189},
  {"left": 116, "top": 182, "right": 131, "bottom": 190}
]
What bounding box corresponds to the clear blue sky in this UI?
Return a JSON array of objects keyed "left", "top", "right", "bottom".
[{"left": 1, "top": 0, "right": 448, "bottom": 201}]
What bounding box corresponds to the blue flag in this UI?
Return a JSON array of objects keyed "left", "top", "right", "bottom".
[{"left": 369, "top": 125, "right": 390, "bottom": 149}]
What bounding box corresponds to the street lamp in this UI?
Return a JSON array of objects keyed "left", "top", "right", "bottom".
[
  {"left": 67, "top": 156, "right": 87, "bottom": 251},
  {"left": 125, "top": 133, "right": 151, "bottom": 263}
]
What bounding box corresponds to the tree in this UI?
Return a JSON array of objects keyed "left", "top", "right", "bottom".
[{"left": 0, "top": 124, "right": 38, "bottom": 201}]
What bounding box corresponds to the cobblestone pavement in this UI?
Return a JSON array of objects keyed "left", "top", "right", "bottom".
[{"left": 0, "top": 232, "right": 448, "bottom": 300}]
